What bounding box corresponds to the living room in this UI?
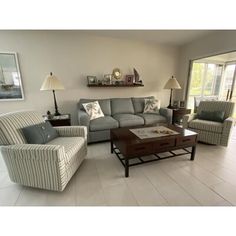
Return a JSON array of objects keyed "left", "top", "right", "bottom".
[{"left": 0, "top": 1, "right": 235, "bottom": 236}]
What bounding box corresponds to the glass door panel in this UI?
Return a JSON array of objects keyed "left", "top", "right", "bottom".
[{"left": 220, "top": 64, "right": 236, "bottom": 101}]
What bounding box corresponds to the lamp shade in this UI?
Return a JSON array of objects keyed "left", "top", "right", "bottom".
[
  {"left": 40, "top": 72, "right": 64, "bottom": 91},
  {"left": 164, "top": 76, "right": 181, "bottom": 89}
]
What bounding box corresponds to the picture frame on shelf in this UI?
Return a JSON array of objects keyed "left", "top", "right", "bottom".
[
  {"left": 173, "top": 100, "right": 179, "bottom": 108},
  {"left": 179, "top": 100, "right": 186, "bottom": 108},
  {"left": 87, "top": 76, "right": 97, "bottom": 85},
  {"left": 125, "top": 75, "right": 134, "bottom": 85},
  {"left": 103, "top": 74, "right": 112, "bottom": 85}
]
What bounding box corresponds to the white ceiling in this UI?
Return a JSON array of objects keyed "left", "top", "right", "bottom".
[{"left": 85, "top": 30, "right": 215, "bottom": 46}]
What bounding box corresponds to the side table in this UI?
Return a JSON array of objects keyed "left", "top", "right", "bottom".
[
  {"left": 43, "top": 114, "right": 71, "bottom": 127},
  {"left": 172, "top": 108, "right": 191, "bottom": 125}
]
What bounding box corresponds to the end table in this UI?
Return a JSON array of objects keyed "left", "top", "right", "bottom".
[
  {"left": 43, "top": 114, "right": 71, "bottom": 127},
  {"left": 172, "top": 108, "right": 191, "bottom": 125}
]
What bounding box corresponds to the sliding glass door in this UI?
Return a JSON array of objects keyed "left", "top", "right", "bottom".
[
  {"left": 187, "top": 61, "right": 236, "bottom": 117},
  {"left": 187, "top": 62, "right": 224, "bottom": 110}
]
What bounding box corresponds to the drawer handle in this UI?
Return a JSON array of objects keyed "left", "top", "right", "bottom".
[
  {"left": 182, "top": 138, "right": 191, "bottom": 142},
  {"left": 160, "top": 142, "right": 170, "bottom": 146},
  {"left": 135, "top": 147, "right": 146, "bottom": 151}
]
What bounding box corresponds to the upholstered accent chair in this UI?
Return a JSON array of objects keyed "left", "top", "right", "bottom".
[
  {"left": 0, "top": 111, "right": 87, "bottom": 191},
  {"left": 183, "top": 101, "right": 235, "bottom": 146}
]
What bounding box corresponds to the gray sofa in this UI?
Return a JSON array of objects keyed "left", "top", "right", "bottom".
[{"left": 78, "top": 97, "right": 172, "bottom": 143}]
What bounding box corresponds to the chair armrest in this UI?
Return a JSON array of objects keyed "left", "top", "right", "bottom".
[
  {"left": 182, "top": 113, "right": 197, "bottom": 128},
  {"left": 55, "top": 126, "right": 87, "bottom": 138},
  {"left": 159, "top": 108, "right": 173, "bottom": 124},
  {"left": 1, "top": 144, "right": 65, "bottom": 162},
  {"left": 78, "top": 110, "right": 90, "bottom": 127},
  {"left": 223, "top": 117, "right": 235, "bottom": 134}
]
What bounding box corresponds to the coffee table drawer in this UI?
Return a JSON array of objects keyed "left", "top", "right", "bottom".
[
  {"left": 128, "top": 143, "right": 153, "bottom": 156},
  {"left": 154, "top": 138, "right": 175, "bottom": 151},
  {"left": 176, "top": 136, "right": 196, "bottom": 146}
]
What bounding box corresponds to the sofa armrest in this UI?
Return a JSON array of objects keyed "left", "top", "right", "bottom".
[
  {"left": 159, "top": 108, "right": 173, "bottom": 124},
  {"left": 55, "top": 126, "right": 87, "bottom": 138},
  {"left": 182, "top": 113, "right": 197, "bottom": 128},
  {"left": 78, "top": 110, "right": 90, "bottom": 127}
]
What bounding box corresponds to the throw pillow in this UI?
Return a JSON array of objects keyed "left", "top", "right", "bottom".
[
  {"left": 143, "top": 98, "right": 160, "bottom": 113},
  {"left": 198, "top": 111, "right": 225, "bottom": 122},
  {"left": 22, "top": 122, "right": 58, "bottom": 144},
  {"left": 82, "top": 101, "right": 104, "bottom": 120}
]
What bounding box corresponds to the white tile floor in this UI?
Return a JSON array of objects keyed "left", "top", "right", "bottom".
[{"left": 1, "top": 128, "right": 236, "bottom": 206}]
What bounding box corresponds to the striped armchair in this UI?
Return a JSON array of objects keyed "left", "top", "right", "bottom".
[
  {"left": 0, "top": 111, "right": 87, "bottom": 191},
  {"left": 183, "top": 101, "right": 235, "bottom": 146}
]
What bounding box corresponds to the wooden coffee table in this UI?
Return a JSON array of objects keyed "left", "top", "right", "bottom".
[{"left": 110, "top": 125, "right": 198, "bottom": 177}]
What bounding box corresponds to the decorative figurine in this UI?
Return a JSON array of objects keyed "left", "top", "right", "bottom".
[{"left": 133, "top": 68, "right": 140, "bottom": 82}]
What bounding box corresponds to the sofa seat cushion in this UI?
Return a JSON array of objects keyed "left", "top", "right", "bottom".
[
  {"left": 137, "top": 113, "right": 167, "bottom": 125},
  {"left": 47, "top": 137, "right": 86, "bottom": 165},
  {"left": 89, "top": 116, "right": 119, "bottom": 131},
  {"left": 188, "top": 119, "right": 223, "bottom": 133},
  {"left": 113, "top": 114, "right": 144, "bottom": 127}
]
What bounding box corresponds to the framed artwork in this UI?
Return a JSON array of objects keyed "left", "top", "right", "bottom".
[
  {"left": 173, "top": 100, "right": 179, "bottom": 108},
  {"left": 103, "top": 74, "right": 112, "bottom": 85},
  {"left": 0, "top": 52, "right": 24, "bottom": 101},
  {"left": 87, "top": 76, "right": 97, "bottom": 85},
  {"left": 125, "top": 75, "right": 134, "bottom": 85},
  {"left": 179, "top": 100, "right": 186, "bottom": 108}
]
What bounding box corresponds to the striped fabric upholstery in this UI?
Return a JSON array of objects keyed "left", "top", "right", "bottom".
[
  {"left": 0, "top": 110, "right": 43, "bottom": 145},
  {"left": 183, "top": 101, "right": 235, "bottom": 146},
  {"left": 0, "top": 111, "right": 87, "bottom": 191},
  {"left": 55, "top": 126, "right": 87, "bottom": 139},
  {"left": 197, "top": 101, "right": 234, "bottom": 120},
  {"left": 188, "top": 119, "right": 223, "bottom": 133}
]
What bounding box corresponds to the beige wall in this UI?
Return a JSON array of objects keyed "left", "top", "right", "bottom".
[
  {"left": 177, "top": 30, "right": 236, "bottom": 101},
  {"left": 0, "top": 31, "right": 179, "bottom": 124}
]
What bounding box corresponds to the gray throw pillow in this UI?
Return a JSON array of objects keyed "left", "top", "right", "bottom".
[
  {"left": 198, "top": 111, "right": 225, "bottom": 122},
  {"left": 22, "top": 122, "right": 58, "bottom": 144}
]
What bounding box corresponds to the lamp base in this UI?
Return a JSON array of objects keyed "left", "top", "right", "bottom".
[
  {"left": 54, "top": 111, "right": 61, "bottom": 116},
  {"left": 167, "top": 105, "right": 175, "bottom": 109}
]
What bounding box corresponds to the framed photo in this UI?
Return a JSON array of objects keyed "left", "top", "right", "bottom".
[
  {"left": 179, "top": 100, "right": 186, "bottom": 108},
  {"left": 0, "top": 52, "right": 24, "bottom": 101},
  {"left": 173, "top": 100, "right": 179, "bottom": 108},
  {"left": 103, "top": 74, "right": 112, "bottom": 85},
  {"left": 87, "top": 76, "right": 97, "bottom": 85},
  {"left": 125, "top": 75, "right": 134, "bottom": 85}
]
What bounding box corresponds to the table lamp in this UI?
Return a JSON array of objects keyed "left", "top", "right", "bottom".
[
  {"left": 164, "top": 75, "right": 181, "bottom": 108},
  {"left": 40, "top": 72, "right": 64, "bottom": 116}
]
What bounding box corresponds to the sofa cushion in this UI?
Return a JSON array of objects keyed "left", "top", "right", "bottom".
[
  {"left": 22, "top": 122, "right": 58, "bottom": 144},
  {"left": 79, "top": 98, "right": 111, "bottom": 116},
  {"left": 188, "top": 119, "right": 223, "bottom": 133},
  {"left": 143, "top": 98, "right": 160, "bottom": 113},
  {"left": 113, "top": 114, "right": 144, "bottom": 127},
  {"left": 47, "top": 137, "right": 86, "bottom": 165},
  {"left": 82, "top": 101, "right": 104, "bottom": 120},
  {"left": 132, "top": 96, "right": 154, "bottom": 113},
  {"left": 90, "top": 116, "right": 119, "bottom": 131},
  {"left": 137, "top": 113, "right": 167, "bottom": 125},
  {"left": 111, "top": 98, "right": 134, "bottom": 115}
]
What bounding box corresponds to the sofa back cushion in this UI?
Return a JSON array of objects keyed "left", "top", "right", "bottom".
[
  {"left": 111, "top": 98, "right": 135, "bottom": 115},
  {"left": 78, "top": 98, "right": 111, "bottom": 116},
  {"left": 0, "top": 111, "right": 44, "bottom": 145},
  {"left": 132, "top": 96, "right": 154, "bottom": 113},
  {"left": 197, "top": 101, "right": 235, "bottom": 120}
]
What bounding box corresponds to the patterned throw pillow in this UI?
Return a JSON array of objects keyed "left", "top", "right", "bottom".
[
  {"left": 143, "top": 98, "right": 160, "bottom": 113},
  {"left": 82, "top": 101, "right": 104, "bottom": 120}
]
